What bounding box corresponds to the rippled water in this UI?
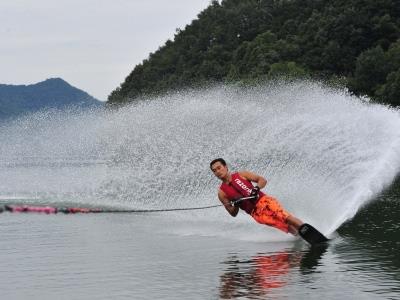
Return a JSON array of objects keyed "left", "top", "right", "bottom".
[{"left": 0, "top": 81, "right": 399, "bottom": 299}]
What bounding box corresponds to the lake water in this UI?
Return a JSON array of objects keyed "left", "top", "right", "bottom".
[
  {"left": 0, "top": 181, "right": 399, "bottom": 299},
  {"left": 0, "top": 82, "right": 399, "bottom": 299}
]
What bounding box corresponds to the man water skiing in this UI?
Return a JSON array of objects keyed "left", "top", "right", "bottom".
[{"left": 210, "top": 158, "right": 304, "bottom": 235}]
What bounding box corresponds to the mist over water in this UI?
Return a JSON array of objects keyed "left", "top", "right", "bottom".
[{"left": 1, "top": 81, "right": 399, "bottom": 238}]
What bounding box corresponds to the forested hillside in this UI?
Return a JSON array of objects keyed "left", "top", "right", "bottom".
[{"left": 108, "top": 0, "right": 400, "bottom": 106}]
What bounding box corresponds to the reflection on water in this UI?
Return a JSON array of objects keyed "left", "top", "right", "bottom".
[
  {"left": 219, "top": 246, "right": 328, "bottom": 299},
  {"left": 299, "top": 244, "right": 329, "bottom": 274},
  {"left": 220, "top": 252, "right": 296, "bottom": 299}
]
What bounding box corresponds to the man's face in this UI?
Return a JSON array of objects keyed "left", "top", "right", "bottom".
[{"left": 211, "top": 162, "right": 228, "bottom": 180}]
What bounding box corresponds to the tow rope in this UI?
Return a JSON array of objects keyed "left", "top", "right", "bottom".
[
  {"left": 0, "top": 196, "right": 255, "bottom": 214},
  {"left": 0, "top": 203, "right": 222, "bottom": 214}
]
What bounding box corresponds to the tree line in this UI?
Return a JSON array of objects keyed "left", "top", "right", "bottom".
[{"left": 108, "top": 0, "right": 400, "bottom": 106}]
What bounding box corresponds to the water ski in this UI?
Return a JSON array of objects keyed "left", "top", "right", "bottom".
[{"left": 298, "top": 223, "right": 329, "bottom": 246}]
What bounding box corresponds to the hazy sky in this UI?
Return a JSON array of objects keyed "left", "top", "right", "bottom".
[{"left": 0, "top": 0, "right": 212, "bottom": 100}]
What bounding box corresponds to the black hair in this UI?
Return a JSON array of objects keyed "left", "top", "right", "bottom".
[{"left": 210, "top": 158, "right": 227, "bottom": 169}]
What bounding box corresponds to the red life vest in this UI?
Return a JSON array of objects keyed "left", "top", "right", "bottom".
[{"left": 220, "top": 172, "right": 265, "bottom": 214}]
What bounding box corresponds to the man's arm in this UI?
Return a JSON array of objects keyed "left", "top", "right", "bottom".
[
  {"left": 238, "top": 171, "right": 267, "bottom": 189},
  {"left": 218, "top": 190, "right": 239, "bottom": 217}
]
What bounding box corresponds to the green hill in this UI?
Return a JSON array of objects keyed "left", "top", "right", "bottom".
[
  {"left": 108, "top": 0, "right": 400, "bottom": 106},
  {"left": 0, "top": 78, "right": 103, "bottom": 119}
]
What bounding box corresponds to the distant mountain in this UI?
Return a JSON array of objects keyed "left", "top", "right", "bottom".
[{"left": 0, "top": 78, "right": 103, "bottom": 119}]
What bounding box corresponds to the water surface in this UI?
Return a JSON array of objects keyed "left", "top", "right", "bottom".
[{"left": 0, "top": 82, "right": 399, "bottom": 299}]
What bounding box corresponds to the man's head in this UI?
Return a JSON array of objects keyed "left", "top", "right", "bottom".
[{"left": 210, "top": 158, "right": 229, "bottom": 180}]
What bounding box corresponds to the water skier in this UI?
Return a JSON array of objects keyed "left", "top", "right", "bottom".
[{"left": 210, "top": 158, "right": 303, "bottom": 235}]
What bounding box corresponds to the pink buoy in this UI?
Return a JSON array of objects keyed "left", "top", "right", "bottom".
[{"left": 5, "top": 205, "right": 57, "bottom": 214}]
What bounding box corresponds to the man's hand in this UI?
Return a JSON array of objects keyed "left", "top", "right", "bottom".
[
  {"left": 231, "top": 199, "right": 241, "bottom": 207},
  {"left": 218, "top": 190, "right": 239, "bottom": 217},
  {"left": 250, "top": 186, "right": 260, "bottom": 198}
]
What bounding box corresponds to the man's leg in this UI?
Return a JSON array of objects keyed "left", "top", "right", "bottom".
[
  {"left": 252, "top": 195, "right": 304, "bottom": 235},
  {"left": 286, "top": 215, "right": 304, "bottom": 235},
  {"left": 252, "top": 195, "right": 291, "bottom": 233}
]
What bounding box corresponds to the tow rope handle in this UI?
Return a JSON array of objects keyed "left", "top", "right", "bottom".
[{"left": 231, "top": 196, "right": 257, "bottom": 206}]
